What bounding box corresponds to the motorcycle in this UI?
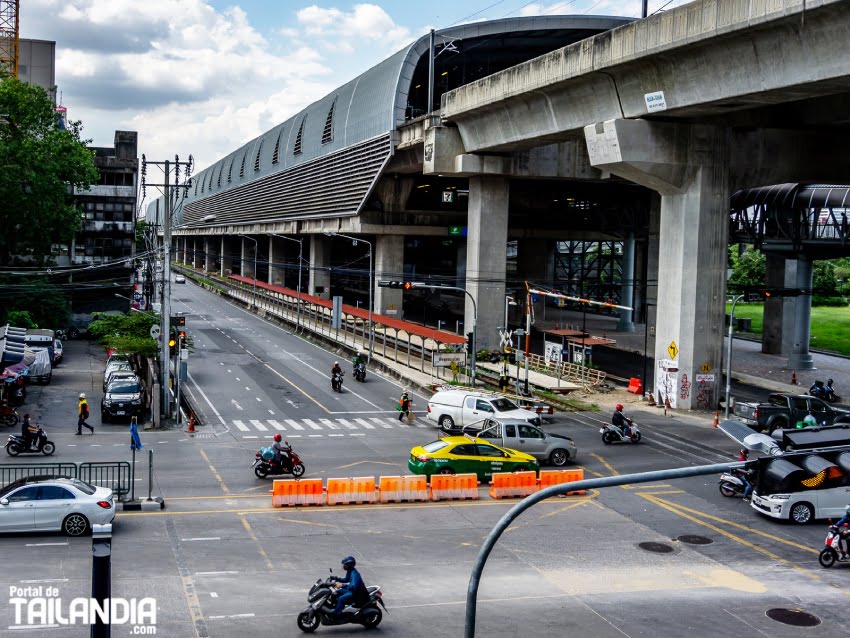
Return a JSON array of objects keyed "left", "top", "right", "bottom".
[
  {"left": 809, "top": 379, "right": 840, "bottom": 404},
  {"left": 332, "top": 371, "right": 344, "bottom": 392},
  {"left": 353, "top": 363, "right": 366, "bottom": 383},
  {"left": 0, "top": 405, "right": 20, "bottom": 426},
  {"left": 252, "top": 442, "right": 305, "bottom": 478},
  {"left": 818, "top": 524, "right": 850, "bottom": 568},
  {"left": 600, "top": 420, "right": 641, "bottom": 444},
  {"left": 297, "top": 572, "right": 386, "bottom": 633},
  {"left": 718, "top": 469, "right": 749, "bottom": 497},
  {"left": 6, "top": 428, "right": 55, "bottom": 456}
]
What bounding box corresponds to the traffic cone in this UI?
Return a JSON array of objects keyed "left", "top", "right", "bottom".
[
  {"left": 664, "top": 397, "right": 672, "bottom": 417},
  {"left": 185, "top": 413, "right": 196, "bottom": 433},
  {"left": 791, "top": 371, "right": 797, "bottom": 385},
  {"left": 712, "top": 410, "right": 719, "bottom": 428}
]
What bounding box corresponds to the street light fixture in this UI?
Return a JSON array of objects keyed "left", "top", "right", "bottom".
[
  {"left": 324, "top": 231, "right": 373, "bottom": 361},
  {"left": 237, "top": 234, "right": 258, "bottom": 309},
  {"left": 269, "top": 233, "right": 304, "bottom": 331}
]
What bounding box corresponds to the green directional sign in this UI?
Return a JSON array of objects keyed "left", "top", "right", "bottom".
[{"left": 448, "top": 226, "right": 466, "bottom": 237}]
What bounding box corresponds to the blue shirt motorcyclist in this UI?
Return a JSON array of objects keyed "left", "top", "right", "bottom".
[
  {"left": 333, "top": 556, "right": 369, "bottom": 616},
  {"left": 612, "top": 404, "right": 629, "bottom": 437}
]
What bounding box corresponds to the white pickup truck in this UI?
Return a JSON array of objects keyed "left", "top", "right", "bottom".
[{"left": 426, "top": 389, "right": 542, "bottom": 432}]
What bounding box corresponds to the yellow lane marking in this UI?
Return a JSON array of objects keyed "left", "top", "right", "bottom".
[
  {"left": 167, "top": 494, "right": 269, "bottom": 501},
  {"left": 262, "top": 361, "right": 330, "bottom": 413},
  {"left": 180, "top": 575, "right": 206, "bottom": 638},
  {"left": 639, "top": 493, "right": 820, "bottom": 582},
  {"left": 277, "top": 517, "right": 336, "bottom": 527},
  {"left": 241, "top": 515, "right": 274, "bottom": 570},
  {"left": 537, "top": 499, "right": 592, "bottom": 520},
  {"left": 199, "top": 449, "right": 230, "bottom": 494},
  {"left": 574, "top": 464, "right": 606, "bottom": 479},
  {"left": 629, "top": 484, "right": 673, "bottom": 490},
  {"left": 590, "top": 454, "right": 619, "bottom": 477},
  {"left": 334, "top": 460, "right": 398, "bottom": 469}
]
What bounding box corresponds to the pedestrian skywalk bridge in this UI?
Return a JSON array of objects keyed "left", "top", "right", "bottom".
[{"left": 230, "top": 416, "right": 429, "bottom": 438}]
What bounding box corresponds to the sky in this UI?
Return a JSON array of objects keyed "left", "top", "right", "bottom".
[{"left": 21, "top": 0, "right": 692, "bottom": 201}]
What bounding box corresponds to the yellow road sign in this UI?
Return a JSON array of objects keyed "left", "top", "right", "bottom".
[
  {"left": 667, "top": 341, "right": 679, "bottom": 360},
  {"left": 699, "top": 361, "right": 711, "bottom": 374}
]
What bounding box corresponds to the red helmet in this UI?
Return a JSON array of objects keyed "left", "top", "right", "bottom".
[
  {"left": 274, "top": 434, "right": 282, "bottom": 442},
  {"left": 615, "top": 404, "right": 623, "bottom": 411}
]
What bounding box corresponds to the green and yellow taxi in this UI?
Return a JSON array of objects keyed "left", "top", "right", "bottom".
[{"left": 408, "top": 436, "right": 539, "bottom": 481}]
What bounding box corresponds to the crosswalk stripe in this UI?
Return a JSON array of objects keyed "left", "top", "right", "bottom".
[
  {"left": 354, "top": 418, "right": 375, "bottom": 429},
  {"left": 268, "top": 420, "right": 285, "bottom": 430},
  {"left": 335, "top": 419, "right": 358, "bottom": 430},
  {"left": 302, "top": 419, "right": 323, "bottom": 431},
  {"left": 285, "top": 419, "right": 304, "bottom": 431},
  {"left": 250, "top": 419, "right": 268, "bottom": 431},
  {"left": 319, "top": 419, "right": 339, "bottom": 430},
  {"left": 370, "top": 417, "right": 394, "bottom": 429},
  {"left": 232, "top": 420, "right": 250, "bottom": 432}
]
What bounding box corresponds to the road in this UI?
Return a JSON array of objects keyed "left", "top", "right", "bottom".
[{"left": 0, "top": 280, "right": 847, "bottom": 637}]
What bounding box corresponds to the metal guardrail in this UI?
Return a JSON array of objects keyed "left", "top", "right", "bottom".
[{"left": 0, "top": 462, "right": 134, "bottom": 501}]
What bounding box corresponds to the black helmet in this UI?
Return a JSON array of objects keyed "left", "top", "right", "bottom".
[{"left": 341, "top": 556, "right": 356, "bottom": 570}]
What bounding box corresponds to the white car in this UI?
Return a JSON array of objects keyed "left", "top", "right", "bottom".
[
  {"left": 174, "top": 274, "right": 186, "bottom": 284},
  {"left": 0, "top": 477, "right": 115, "bottom": 536}
]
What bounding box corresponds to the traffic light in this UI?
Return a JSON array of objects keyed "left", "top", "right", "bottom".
[
  {"left": 763, "top": 288, "right": 803, "bottom": 298},
  {"left": 377, "top": 281, "right": 414, "bottom": 290},
  {"left": 466, "top": 332, "right": 474, "bottom": 355},
  {"left": 169, "top": 337, "right": 177, "bottom": 356},
  {"left": 179, "top": 331, "right": 187, "bottom": 350}
]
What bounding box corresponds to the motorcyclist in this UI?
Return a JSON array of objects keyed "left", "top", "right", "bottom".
[
  {"left": 331, "top": 361, "right": 342, "bottom": 385},
  {"left": 736, "top": 450, "right": 753, "bottom": 501},
  {"left": 612, "top": 404, "right": 630, "bottom": 438},
  {"left": 801, "top": 411, "right": 818, "bottom": 428},
  {"left": 21, "top": 414, "right": 37, "bottom": 451},
  {"left": 272, "top": 434, "right": 289, "bottom": 470},
  {"left": 332, "top": 556, "right": 369, "bottom": 618},
  {"left": 352, "top": 351, "right": 365, "bottom": 369},
  {"left": 834, "top": 505, "right": 850, "bottom": 560}
]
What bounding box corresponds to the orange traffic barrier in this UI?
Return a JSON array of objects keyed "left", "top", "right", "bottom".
[
  {"left": 430, "top": 473, "right": 479, "bottom": 501},
  {"left": 378, "top": 475, "right": 429, "bottom": 503},
  {"left": 538, "top": 469, "right": 586, "bottom": 496},
  {"left": 627, "top": 378, "right": 643, "bottom": 394},
  {"left": 490, "top": 471, "right": 538, "bottom": 499},
  {"left": 272, "top": 478, "right": 324, "bottom": 507},
  {"left": 326, "top": 476, "right": 377, "bottom": 505}
]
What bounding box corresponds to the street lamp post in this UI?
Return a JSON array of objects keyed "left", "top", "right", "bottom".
[
  {"left": 725, "top": 294, "right": 745, "bottom": 418},
  {"left": 238, "top": 235, "right": 258, "bottom": 309},
  {"left": 324, "top": 232, "right": 373, "bottom": 361},
  {"left": 269, "top": 233, "right": 304, "bottom": 331}
]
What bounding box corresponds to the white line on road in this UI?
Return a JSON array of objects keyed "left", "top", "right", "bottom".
[
  {"left": 354, "top": 418, "right": 375, "bottom": 429},
  {"left": 350, "top": 433, "right": 365, "bottom": 436},
  {"left": 181, "top": 537, "right": 221, "bottom": 542},
  {"left": 249, "top": 419, "right": 268, "bottom": 431},
  {"left": 371, "top": 417, "right": 395, "bottom": 429},
  {"left": 285, "top": 419, "right": 304, "bottom": 431},
  {"left": 268, "top": 420, "right": 285, "bottom": 430},
  {"left": 195, "top": 571, "right": 239, "bottom": 575},
  {"left": 210, "top": 592, "right": 219, "bottom": 598},
  {"left": 269, "top": 409, "right": 275, "bottom": 415},
  {"left": 244, "top": 386, "right": 250, "bottom": 391},
  {"left": 7, "top": 624, "right": 60, "bottom": 629},
  {"left": 231, "top": 399, "right": 243, "bottom": 411},
  {"left": 25, "top": 542, "right": 68, "bottom": 547},
  {"left": 302, "top": 419, "right": 323, "bottom": 430},
  {"left": 308, "top": 434, "right": 323, "bottom": 438},
  {"left": 20, "top": 579, "right": 69, "bottom": 583},
  {"left": 233, "top": 420, "right": 250, "bottom": 431},
  {"left": 209, "top": 614, "right": 255, "bottom": 620},
  {"left": 244, "top": 435, "right": 258, "bottom": 439},
  {"left": 335, "top": 419, "right": 358, "bottom": 430},
  {"left": 329, "top": 434, "right": 344, "bottom": 437},
  {"left": 188, "top": 371, "right": 227, "bottom": 426},
  {"left": 256, "top": 397, "right": 262, "bottom": 402},
  {"left": 319, "top": 418, "right": 339, "bottom": 430}
]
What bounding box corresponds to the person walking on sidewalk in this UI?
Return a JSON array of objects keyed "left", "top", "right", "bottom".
[
  {"left": 77, "top": 393, "right": 94, "bottom": 435},
  {"left": 398, "top": 389, "right": 411, "bottom": 422}
]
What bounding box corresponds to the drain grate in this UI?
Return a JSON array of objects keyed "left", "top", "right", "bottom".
[
  {"left": 765, "top": 609, "right": 821, "bottom": 627},
  {"left": 638, "top": 542, "right": 674, "bottom": 554},
  {"left": 677, "top": 535, "right": 713, "bottom": 545}
]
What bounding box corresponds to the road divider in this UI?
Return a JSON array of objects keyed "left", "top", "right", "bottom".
[
  {"left": 430, "top": 473, "right": 479, "bottom": 501},
  {"left": 538, "top": 468, "right": 586, "bottom": 495},
  {"left": 272, "top": 478, "right": 324, "bottom": 507},
  {"left": 377, "top": 475, "right": 429, "bottom": 503},
  {"left": 490, "top": 470, "right": 538, "bottom": 499},
  {"left": 326, "top": 477, "right": 377, "bottom": 505}
]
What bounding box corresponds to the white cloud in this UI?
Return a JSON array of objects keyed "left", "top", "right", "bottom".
[
  {"left": 518, "top": 0, "right": 693, "bottom": 18},
  {"left": 295, "top": 3, "right": 413, "bottom": 54}
]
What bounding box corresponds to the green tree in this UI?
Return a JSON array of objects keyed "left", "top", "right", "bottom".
[
  {"left": 88, "top": 311, "right": 159, "bottom": 357},
  {"left": 728, "top": 246, "right": 766, "bottom": 288},
  {"left": 0, "top": 275, "right": 69, "bottom": 328},
  {"left": 813, "top": 260, "right": 838, "bottom": 295},
  {"left": 5, "top": 310, "right": 37, "bottom": 329},
  {"left": 0, "top": 73, "right": 99, "bottom": 265}
]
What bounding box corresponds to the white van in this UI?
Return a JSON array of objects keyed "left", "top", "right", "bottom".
[{"left": 426, "top": 389, "right": 541, "bottom": 432}]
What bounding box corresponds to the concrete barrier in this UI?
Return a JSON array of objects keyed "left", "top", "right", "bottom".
[{"left": 489, "top": 470, "right": 539, "bottom": 499}]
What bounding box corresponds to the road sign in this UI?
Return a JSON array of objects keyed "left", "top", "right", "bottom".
[
  {"left": 696, "top": 373, "right": 715, "bottom": 382},
  {"left": 434, "top": 352, "right": 466, "bottom": 367},
  {"left": 667, "top": 340, "right": 679, "bottom": 360},
  {"left": 699, "top": 361, "right": 712, "bottom": 374},
  {"left": 149, "top": 325, "right": 161, "bottom": 340}
]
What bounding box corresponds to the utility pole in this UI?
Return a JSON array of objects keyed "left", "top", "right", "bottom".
[{"left": 142, "top": 154, "right": 193, "bottom": 421}]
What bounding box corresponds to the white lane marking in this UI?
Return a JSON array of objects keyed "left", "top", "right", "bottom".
[
  {"left": 210, "top": 592, "right": 219, "bottom": 598},
  {"left": 235, "top": 377, "right": 241, "bottom": 381},
  {"left": 195, "top": 571, "right": 239, "bottom": 575},
  {"left": 7, "top": 623, "right": 60, "bottom": 629},
  {"left": 231, "top": 399, "right": 244, "bottom": 411},
  {"left": 188, "top": 371, "right": 228, "bottom": 426},
  {"left": 371, "top": 417, "right": 395, "bottom": 429},
  {"left": 209, "top": 614, "right": 255, "bottom": 620},
  {"left": 227, "top": 369, "right": 232, "bottom": 373},
  {"left": 308, "top": 434, "right": 323, "bottom": 438},
  {"left": 319, "top": 418, "right": 339, "bottom": 430},
  {"left": 181, "top": 537, "right": 221, "bottom": 542},
  {"left": 268, "top": 420, "right": 285, "bottom": 430},
  {"left": 288, "top": 435, "right": 302, "bottom": 438},
  {"left": 244, "top": 435, "right": 259, "bottom": 439},
  {"left": 329, "top": 434, "right": 344, "bottom": 437},
  {"left": 335, "top": 419, "right": 358, "bottom": 430},
  {"left": 244, "top": 386, "right": 250, "bottom": 391},
  {"left": 91, "top": 444, "right": 102, "bottom": 447},
  {"left": 250, "top": 419, "right": 268, "bottom": 431},
  {"left": 25, "top": 542, "right": 68, "bottom": 547},
  {"left": 350, "top": 433, "right": 365, "bottom": 437},
  {"left": 354, "top": 418, "right": 375, "bottom": 429},
  {"left": 20, "top": 579, "right": 69, "bottom": 584},
  {"left": 302, "top": 419, "right": 323, "bottom": 430},
  {"left": 285, "top": 419, "right": 304, "bottom": 431},
  {"left": 268, "top": 409, "right": 275, "bottom": 415},
  {"left": 256, "top": 397, "right": 262, "bottom": 402},
  {"left": 233, "top": 420, "right": 250, "bottom": 431}
]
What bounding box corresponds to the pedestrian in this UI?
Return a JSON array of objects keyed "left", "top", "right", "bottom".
[
  {"left": 449, "top": 360, "right": 459, "bottom": 383},
  {"left": 398, "top": 389, "right": 411, "bottom": 422},
  {"left": 499, "top": 373, "right": 509, "bottom": 393},
  {"left": 77, "top": 393, "right": 94, "bottom": 435}
]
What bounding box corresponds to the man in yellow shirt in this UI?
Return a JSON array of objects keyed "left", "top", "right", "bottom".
[{"left": 77, "top": 393, "right": 94, "bottom": 435}]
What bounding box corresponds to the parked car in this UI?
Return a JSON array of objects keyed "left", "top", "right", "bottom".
[
  {"left": 25, "top": 329, "right": 55, "bottom": 366},
  {"left": 426, "top": 390, "right": 541, "bottom": 432},
  {"left": 475, "top": 418, "right": 576, "bottom": 466},
  {"left": 102, "top": 370, "right": 137, "bottom": 393},
  {"left": 103, "top": 360, "right": 132, "bottom": 384},
  {"left": 734, "top": 393, "right": 850, "bottom": 433},
  {"left": 53, "top": 339, "right": 63, "bottom": 365},
  {"left": 27, "top": 348, "right": 52, "bottom": 385},
  {"left": 101, "top": 378, "right": 143, "bottom": 422},
  {"left": 0, "top": 476, "right": 115, "bottom": 536},
  {"left": 174, "top": 274, "right": 186, "bottom": 284},
  {"left": 408, "top": 436, "right": 539, "bottom": 481}
]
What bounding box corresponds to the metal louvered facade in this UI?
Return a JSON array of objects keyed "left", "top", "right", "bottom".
[{"left": 182, "top": 134, "right": 391, "bottom": 224}]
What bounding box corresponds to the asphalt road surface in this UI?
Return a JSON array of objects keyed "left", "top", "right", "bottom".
[{"left": 0, "top": 280, "right": 847, "bottom": 637}]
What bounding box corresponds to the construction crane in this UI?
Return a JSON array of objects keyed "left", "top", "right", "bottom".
[{"left": 0, "top": 0, "right": 19, "bottom": 78}]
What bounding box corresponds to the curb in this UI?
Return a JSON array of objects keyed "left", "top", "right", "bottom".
[{"left": 121, "top": 497, "right": 165, "bottom": 511}]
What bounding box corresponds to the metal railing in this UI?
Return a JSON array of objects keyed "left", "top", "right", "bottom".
[
  {"left": 79, "top": 462, "right": 134, "bottom": 500},
  {"left": 0, "top": 463, "right": 78, "bottom": 486}
]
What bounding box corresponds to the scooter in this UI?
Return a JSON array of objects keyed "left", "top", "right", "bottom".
[
  {"left": 297, "top": 572, "right": 386, "bottom": 633},
  {"left": 809, "top": 379, "right": 840, "bottom": 403},
  {"left": 818, "top": 524, "right": 850, "bottom": 568},
  {"left": 718, "top": 469, "right": 749, "bottom": 497},
  {"left": 353, "top": 363, "right": 366, "bottom": 383},
  {"left": 252, "top": 442, "right": 306, "bottom": 478},
  {"left": 0, "top": 405, "right": 20, "bottom": 426},
  {"left": 332, "top": 371, "right": 344, "bottom": 392},
  {"left": 5, "top": 428, "right": 55, "bottom": 456},
  {"left": 600, "top": 420, "right": 641, "bottom": 444}
]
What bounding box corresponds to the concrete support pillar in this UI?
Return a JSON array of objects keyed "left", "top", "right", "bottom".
[
  {"left": 204, "top": 237, "right": 214, "bottom": 273},
  {"left": 220, "top": 236, "right": 234, "bottom": 277},
  {"left": 585, "top": 120, "right": 729, "bottom": 410},
  {"left": 193, "top": 238, "right": 202, "bottom": 269},
  {"left": 374, "top": 235, "right": 404, "bottom": 317},
  {"left": 617, "top": 233, "right": 636, "bottom": 332},
  {"left": 268, "top": 236, "right": 285, "bottom": 286},
  {"left": 762, "top": 255, "right": 797, "bottom": 354},
  {"left": 308, "top": 235, "right": 331, "bottom": 300},
  {"left": 241, "top": 236, "right": 256, "bottom": 279},
  {"left": 787, "top": 256, "right": 815, "bottom": 370},
  {"left": 645, "top": 194, "right": 660, "bottom": 328},
  {"left": 517, "top": 239, "right": 554, "bottom": 327},
  {"left": 466, "top": 176, "right": 509, "bottom": 352}
]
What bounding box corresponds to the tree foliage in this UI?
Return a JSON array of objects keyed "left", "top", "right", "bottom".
[
  {"left": 88, "top": 311, "right": 159, "bottom": 357},
  {"left": 0, "top": 73, "right": 100, "bottom": 265},
  {"left": 0, "top": 275, "right": 69, "bottom": 328},
  {"left": 728, "top": 246, "right": 765, "bottom": 288},
  {"left": 5, "top": 310, "right": 36, "bottom": 329}
]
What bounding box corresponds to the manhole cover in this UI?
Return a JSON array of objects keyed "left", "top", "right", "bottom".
[
  {"left": 638, "top": 542, "right": 674, "bottom": 554},
  {"left": 765, "top": 609, "right": 821, "bottom": 627},
  {"left": 677, "top": 535, "right": 713, "bottom": 545}
]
